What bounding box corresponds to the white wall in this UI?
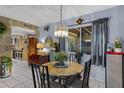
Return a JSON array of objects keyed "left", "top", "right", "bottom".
[{"left": 39, "top": 6, "right": 124, "bottom": 44}]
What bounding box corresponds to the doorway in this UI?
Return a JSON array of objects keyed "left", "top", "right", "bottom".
[{"left": 11, "top": 26, "right": 35, "bottom": 61}]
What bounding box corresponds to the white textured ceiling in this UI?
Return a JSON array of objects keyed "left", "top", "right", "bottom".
[{"left": 0, "top": 5, "right": 117, "bottom": 26}]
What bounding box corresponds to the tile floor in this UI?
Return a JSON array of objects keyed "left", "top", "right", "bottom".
[{"left": 0, "top": 59, "right": 105, "bottom": 88}]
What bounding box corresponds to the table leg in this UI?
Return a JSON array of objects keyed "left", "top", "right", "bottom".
[{"left": 63, "top": 75, "right": 77, "bottom": 88}]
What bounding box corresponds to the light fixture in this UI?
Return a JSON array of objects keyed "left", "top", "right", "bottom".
[
  {"left": 36, "top": 43, "right": 44, "bottom": 53},
  {"left": 75, "top": 18, "right": 83, "bottom": 24},
  {"left": 54, "top": 5, "right": 68, "bottom": 38},
  {"left": 37, "top": 43, "right": 44, "bottom": 49}
]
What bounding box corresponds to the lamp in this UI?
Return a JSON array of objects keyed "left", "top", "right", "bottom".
[
  {"left": 44, "top": 43, "right": 50, "bottom": 48},
  {"left": 54, "top": 5, "right": 68, "bottom": 38},
  {"left": 36, "top": 43, "right": 44, "bottom": 53}
]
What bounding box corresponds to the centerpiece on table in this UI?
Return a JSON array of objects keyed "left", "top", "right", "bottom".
[{"left": 54, "top": 51, "right": 68, "bottom": 68}]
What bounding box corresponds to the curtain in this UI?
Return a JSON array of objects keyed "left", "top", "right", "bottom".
[{"left": 91, "top": 18, "right": 108, "bottom": 67}]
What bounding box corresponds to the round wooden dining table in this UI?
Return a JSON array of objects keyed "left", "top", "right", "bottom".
[
  {"left": 42, "top": 61, "right": 84, "bottom": 87},
  {"left": 42, "top": 61, "right": 84, "bottom": 77}
]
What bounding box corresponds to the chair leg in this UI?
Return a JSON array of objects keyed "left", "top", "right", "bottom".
[
  {"left": 46, "top": 67, "right": 50, "bottom": 88},
  {"left": 31, "top": 65, "right": 37, "bottom": 88}
]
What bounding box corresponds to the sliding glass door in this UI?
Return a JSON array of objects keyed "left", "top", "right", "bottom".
[
  {"left": 68, "top": 28, "right": 80, "bottom": 52},
  {"left": 81, "top": 26, "right": 92, "bottom": 54},
  {"left": 68, "top": 23, "right": 92, "bottom": 53}
]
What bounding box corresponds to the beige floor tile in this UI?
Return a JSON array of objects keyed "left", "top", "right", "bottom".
[
  {"left": 89, "top": 78, "right": 99, "bottom": 88},
  {"left": 0, "top": 60, "right": 105, "bottom": 88},
  {"left": 12, "top": 83, "right": 27, "bottom": 88},
  {"left": 99, "top": 81, "right": 105, "bottom": 88},
  {"left": 21, "top": 79, "right": 33, "bottom": 87},
  {"left": 0, "top": 82, "right": 8, "bottom": 88}
]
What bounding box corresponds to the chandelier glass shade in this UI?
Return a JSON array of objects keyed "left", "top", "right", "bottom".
[
  {"left": 54, "top": 24, "right": 68, "bottom": 37},
  {"left": 54, "top": 5, "right": 68, "bottom": 38}
]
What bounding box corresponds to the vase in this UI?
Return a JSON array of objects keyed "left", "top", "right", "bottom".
[
  {"left": 54, "top": 61, "right": 68, "bottom": 68},
  {"left": 0, "top": 62, "right": 11, "bottom": 78},
  {"left": 59, "top": 61, "right": 65, "bottom": 66}
]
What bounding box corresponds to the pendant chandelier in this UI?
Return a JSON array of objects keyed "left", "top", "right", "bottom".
[{"left": 54, "top": 5, "right": 68, "bottom": 38}]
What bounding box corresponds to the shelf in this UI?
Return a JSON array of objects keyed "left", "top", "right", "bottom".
[{"left": 105, "top": 52, "right": 124, "bottom": 55}]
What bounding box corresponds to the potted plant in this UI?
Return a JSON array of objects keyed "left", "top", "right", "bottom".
[
  {"left": 0, "top": 22, "right": 7, "bottom": 37},
  {"left": 54, "top": 51, "right": 68, "bottom": 67},
  {"left": 0, "top": 56, "right": 12, "bottom": 77},
  {"left": 115, "top": 39, "right": 122, "bottom": 52},
  {"left": 75, "top": 50, "right": 83, "bottom": 64}
]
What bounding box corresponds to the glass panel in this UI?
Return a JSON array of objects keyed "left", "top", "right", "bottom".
[
  {"left": 68, "top": 28, "right": 80, "bottom": 52},
  {"left": 81, "top": 26, "right": 92, "bottom": 54}
]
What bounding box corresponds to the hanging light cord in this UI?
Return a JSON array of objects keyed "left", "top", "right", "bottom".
[{"left": 60, "top": 5, "right": 62, "bottom": 25}]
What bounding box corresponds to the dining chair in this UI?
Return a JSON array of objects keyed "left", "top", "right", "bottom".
[
  {"left": 70, "top": 59, "right": 91, "bottom": 88},
  {"left": 30, "top": 63, "right": 63, "bottom": 88},
  {"left": 82, "top": 59, "right": 91, "bottom": 88},
  {"left": 30, "top": 63, "right": 50, "bottom": 88},
  {"left": 39, "top": 55, "right": 50, "bottom": 64},
  {"left": 29, "top": 54, "right": 50, "bottom": 65},
  {"left": 29, "top": 54, "right": 38, "bottom": 64}
]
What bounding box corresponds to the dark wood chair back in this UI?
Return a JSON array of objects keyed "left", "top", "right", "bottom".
[
  {"left": 30, "top": 63, "right": 50, "bottom": 88},
  {"left": 82, "top": 59, "right": 91, "bottom": 88},
  {"left": 29, "top": 54, "right": 50, "bottom": 64},
  {"left": 40, "top": 55, "right": 50, "bottom": 64},
  {"left": 29, "top": 54, "right": 38, "bottom": 64}
]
